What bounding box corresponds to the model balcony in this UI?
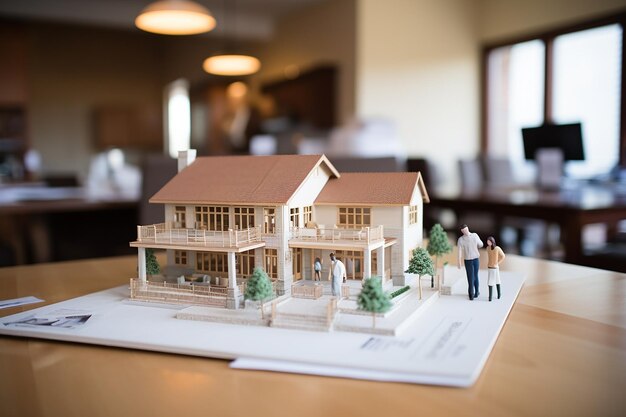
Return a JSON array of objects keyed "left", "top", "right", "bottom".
[
  {"left": 132, "top": 223, "right": 265, "bottom": 252},
  {"left": 289, "top": 225, "right": 385, "bottom": 250}
]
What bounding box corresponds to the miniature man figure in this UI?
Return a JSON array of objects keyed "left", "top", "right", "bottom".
[
  {"left": 457, "top": 224, "right": 483, "bottom": 300},
  {"left": 486, "top": 236, "right": 506, "bottom": 301},
  {"left": 329, "top": 253, "right": 346, "bottom": 297}
]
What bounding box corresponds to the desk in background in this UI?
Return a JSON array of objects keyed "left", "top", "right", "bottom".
[
  {"left": 0, "top": 186, "right": 138, "bottom": 265},
  {"left": 426, "top": 182, "right": 626, "bottom": 270},
  {"left": 0, "top": 254, "right": 624, "bottom": 417}
]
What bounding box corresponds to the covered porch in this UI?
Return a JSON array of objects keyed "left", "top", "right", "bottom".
[
  {"left": 288, "top": 237, "right": 396, "bottom": 284},
  {"left": 132, "top": 242, "right": 266, "bottom": 310}
]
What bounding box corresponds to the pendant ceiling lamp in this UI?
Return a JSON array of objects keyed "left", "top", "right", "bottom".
[
  {"left": 135, "top": 0, "right": 216, "bottom": 35},
  {"left": 203, "top": 54, "right": 261, "bottom": 76},
  {"left": 202, "top": 0, "right": 261, "bottom": 76}
]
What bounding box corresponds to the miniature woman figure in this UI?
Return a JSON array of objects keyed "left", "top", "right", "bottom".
[
  {"left": 486, "top": 236, "right": 506, "bottom": 301},
  {"left": 457, "top": 224, "right": 483, "bottom": 300},
  {"left": 314, "top": 257, "right": 322, "bottom": 281}
]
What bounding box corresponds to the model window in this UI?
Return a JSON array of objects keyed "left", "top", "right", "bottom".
[
  {"left": 264, "top": 248, "right": 278, "bottom": 279},
  {"left": 303, "top": 206, "right": 313, "bottom": 226},
  {"left": 263, "top": 207, "right": 276, "bottom": 234},
  {"left": 290, "top": 207, "right": 300, "bottom": 228},
  {"left": 174, "top": 206, "right": 186, "bottom": 228},
  {"left": 195, "top": 206, "right": 230, "bottom": 231},
  {"left": 338, "top": 207, "right": 371, "bottom": 228},
  {"left": 197, "top": 252, "right": 228, "bottom": 274},
  {"left": 237, "top": 250, "right": 255, "bottom": 278},
  {"left": 234, "top": 206, "right": 255, "bottom": 230},
  {"left": 174, "top": 250, "right": 187, "bottom": 265},
  {"left": 409, "top": 205, "right": 419, "bottom": 225}
]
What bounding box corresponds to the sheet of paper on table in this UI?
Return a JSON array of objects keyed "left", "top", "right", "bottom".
[{"left": 0, "top": 271, "right": 524, "bottom": 387}]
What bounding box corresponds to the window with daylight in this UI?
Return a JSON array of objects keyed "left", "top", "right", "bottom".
[
  {"left": 484, "top": 16, "right": 624, "bottom": 179},
  {"left": 174, "top": 250, "right": 187, "bottom": 265},
  {"left": 234, "top": 207, "right": 255, "bottom": 230},
  {"left": 338, "top": 207, "right": 371, "bottom": 228},
  {"left": 409, "top": 205, "right": 419, "bottom": 225}
]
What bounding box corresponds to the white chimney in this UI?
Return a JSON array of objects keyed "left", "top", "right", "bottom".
[{"left": 178, "top": 149, "right": 197, "bottom": 172}]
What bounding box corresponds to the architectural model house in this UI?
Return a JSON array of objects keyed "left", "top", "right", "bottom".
[{"left": 130, "top": 150, "right": 429, "bottom": 309}]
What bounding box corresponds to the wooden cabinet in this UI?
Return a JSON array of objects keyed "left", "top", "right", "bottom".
[{"left": 93, "top": 105, "right": 162, "bottom": 150}]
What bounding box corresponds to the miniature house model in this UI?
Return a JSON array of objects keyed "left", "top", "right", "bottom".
[{"left": 130, "top": 151, "right": 429, "bottom": 309}]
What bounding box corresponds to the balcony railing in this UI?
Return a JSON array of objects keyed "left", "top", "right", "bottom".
[
  {"left": 290, "top": 225, "right": 384, "bottom": 244},
  {"left": 136, "top": 223, "right": 263, "bottom": 248}
]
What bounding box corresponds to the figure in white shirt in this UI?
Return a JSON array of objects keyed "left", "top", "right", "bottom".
[
  {"left": 330, "top": 252, "right": 346, "bottom": 297},
  {"left": 457, "top": 224, "right": 483, "bottom": 300}
]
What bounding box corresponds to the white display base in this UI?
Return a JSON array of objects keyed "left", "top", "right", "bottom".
[{"left": 0, "top": 269, "right": 525, "bottom": 387}]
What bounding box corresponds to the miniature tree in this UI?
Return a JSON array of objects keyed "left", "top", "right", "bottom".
[
  {"left": 244, "top": 267, "right": 273, "bottom": 318},
  {"left": 357, "top": 276, "right": 392, "bottom": 328},
  {"left": 406, "top": 247, "right": 435, "bottom": 300},
  {"left": 145, "top": 249, "right": 160, "bottom": 277},
  {"left": 426, "top": 223, "right": 452, "bottom": 288}
]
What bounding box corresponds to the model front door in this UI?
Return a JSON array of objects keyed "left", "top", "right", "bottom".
[{"left": 292, "top": 248, "right": 302, "bottom": 281}]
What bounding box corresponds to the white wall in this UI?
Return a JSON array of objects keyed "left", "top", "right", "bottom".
[{"left": 356, "top": 0, "right": 480, "bottom": 189}]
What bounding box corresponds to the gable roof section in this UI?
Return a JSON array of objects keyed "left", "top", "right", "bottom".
[
  {"left": 150, "top": 154, "right": 339, "bottom": 205},
  {"left": 315, "top": 172, "right": 429, "bottom": 206}
]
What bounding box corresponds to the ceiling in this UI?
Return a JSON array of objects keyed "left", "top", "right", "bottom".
[{"left": 0, "top": 0, "right": 323, "bottom": 40}]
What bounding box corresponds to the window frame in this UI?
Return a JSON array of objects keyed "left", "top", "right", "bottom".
[{"left": 481, "top": 11, "right": 626, "bottom": 167}]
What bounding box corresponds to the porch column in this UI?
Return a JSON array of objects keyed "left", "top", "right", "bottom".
[
  {"left": 138, "top": 247, "right": 146, "bottom": 282},
  {"left": 364, "top": 249, "right": 372, "bottom": 280},
  {"left": 226, "top": 251, "right": 240, "bottom": 309},
  {"left": 376, "top": 246, "right": 385, "bottom": 281}
]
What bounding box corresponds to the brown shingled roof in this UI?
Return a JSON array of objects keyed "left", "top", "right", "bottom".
[
  {"left": 150, "top": 154, "right": 339, "bottom": 205},
  {"left": 315, "top": 172, "right": 429, "bottom": 205}
]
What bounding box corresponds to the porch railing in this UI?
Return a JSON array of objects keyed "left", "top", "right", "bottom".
[
  {"left": 290, "top": 225, "right": 384, "bottom": 244},
  {"left": 291, "top": 283, "right": 324, "bottom": 299},
  {"left": 137, "top": 223, "right": 263, "bottom": 248},
  {"left": 130, "top": 278, "right": 231, "bottom": 307}
]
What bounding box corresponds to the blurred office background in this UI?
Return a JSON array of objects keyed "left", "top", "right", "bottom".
[{"left": 1, "top": 0, "right": 626, "bottom": 270}]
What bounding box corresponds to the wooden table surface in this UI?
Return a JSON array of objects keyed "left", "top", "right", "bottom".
[{"left": 0, "top": 254, "right": 625, "bottom": 417}]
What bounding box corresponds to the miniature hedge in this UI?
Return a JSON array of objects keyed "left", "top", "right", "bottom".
[{"left": 389, "top": 285, "right": 410, "bottom": 299}]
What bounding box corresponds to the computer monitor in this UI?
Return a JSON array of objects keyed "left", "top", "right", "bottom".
[{"left": 522, "top": 123, "right": 585, "bottom": 161}]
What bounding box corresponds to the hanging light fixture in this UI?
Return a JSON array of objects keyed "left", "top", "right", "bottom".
[
  {"left": 202, "top": 0, "right": 261, "bottom": 76},
  {"left": 135, "top": 0, "right": 216, "bottom": 35},
  {"left": 203, "top": 54, "right": 260, "bottom": 76}
]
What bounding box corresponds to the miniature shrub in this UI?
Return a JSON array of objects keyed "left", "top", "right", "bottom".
[{"left": 389, "top": 285, "right": 410, "bottom": 299}]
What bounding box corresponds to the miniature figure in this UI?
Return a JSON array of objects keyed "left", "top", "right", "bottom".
[
  {"left": 330, "top": 253, "right": 346, "bottom": 296},
  {"left": 314, "top": 257, "right": 322, "bottom": 281},
  {"left": 457, "top": 224, "right": 483, "bottom": 300},
  {"left": 486, "top": 236, "right": 505, "bottom": 301}
]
